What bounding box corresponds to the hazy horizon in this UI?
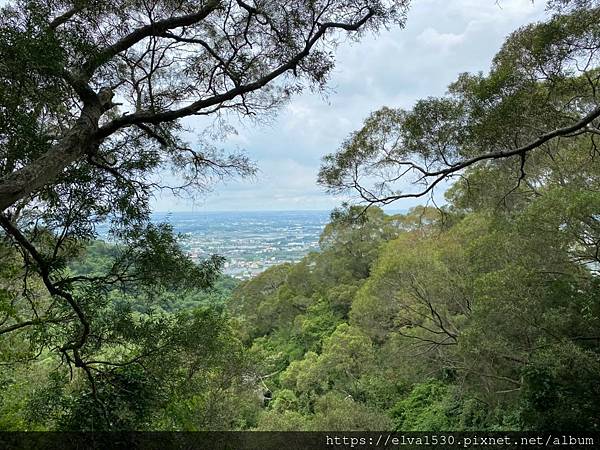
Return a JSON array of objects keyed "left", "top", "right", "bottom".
[{"left": 151, "top": 207, "right": 408, "bottom": 214}]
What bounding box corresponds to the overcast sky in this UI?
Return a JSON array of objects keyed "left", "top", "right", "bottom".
[
  {"left": 4, "top": 0, "right": 548, "bottom": 212},
  {"left": 153, "top": 0, "right": 548, "bottom": 212}
]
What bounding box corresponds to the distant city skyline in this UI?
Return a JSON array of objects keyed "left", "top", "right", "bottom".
[{"left": 147, "top": 0, "right": 547, "bottom": 212}]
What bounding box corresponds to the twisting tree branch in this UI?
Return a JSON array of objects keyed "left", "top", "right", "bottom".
[
  {"left": 0, "top": 1, "right": 392, "bottom": 212},
  {"left": 0, "top": 214, "right": 90, "bottom": 362},
  {"left": 351, "top": 106, "right": 600, "bottom": 205}
]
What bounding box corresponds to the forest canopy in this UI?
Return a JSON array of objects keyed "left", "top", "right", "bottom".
[
  {"left": 1, "top": 0, "right": 599, "bottom": 435},
  {"left": 319, "top": 0, "right": 600, "bottom": 207},
  {"left": 0, "top": 0, "right": 407, "bottom": 417}
]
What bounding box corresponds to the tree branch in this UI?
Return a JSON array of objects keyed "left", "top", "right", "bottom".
[
  {"left": 357, "top": 106, "right": 600, "bottom": 204},
  {"left": 80, "top": 1, "right": 221, "bottom": 78},
  {"left": 96, "top": 9, "right": 375, "bottom": 138}
]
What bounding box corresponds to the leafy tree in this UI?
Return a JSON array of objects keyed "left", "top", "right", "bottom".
[
  {"left": 318, "top": 205, "right": 400, "bottom": 280},
  {"left": 231, "top": 197, "right": 600, "bottom": 431},
  {"left": 309, "top": 392, "right": 393, "bottom": 431},
  {"left": 229, "top": 263, "right": 293, "bottom": 339},
  {"left": 0, "top": 0, "right": 408, "bottom": 210},
  {"left": 0, "top": 0, "right": 407, "bottom": 427},
  {"left": 309, "top": 4, "right": 600, "bottom": 430},
  {"left": 318, "top": 2, "right": 600, "bottom": 206},
  {"left": 391, "top": 380, "right": 454, "bottom": 431}
]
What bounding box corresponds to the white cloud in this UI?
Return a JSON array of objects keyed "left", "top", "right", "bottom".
[
  {"left": 150, "top": 0, "right": 548, "bottom": 212},
  {"left": 417, "top": 28, "right": 466, "bottom": 51}
]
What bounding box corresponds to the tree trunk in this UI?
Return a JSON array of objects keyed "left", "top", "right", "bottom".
[{"left": 0, "top": 103, "right": 105, "bottom": 212}]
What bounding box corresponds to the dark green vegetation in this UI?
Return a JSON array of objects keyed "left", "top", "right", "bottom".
[
  {"left": 2, "top": 0, "right": 600, "bottom": 432},
  {"left": 3, "top": 195, "right": 600, "bottom": 430},
  {"left": 0, "top": 0, "right": 406, "bottom": 431},
  {"left": 231, "top": 187, "right": 600, "bottom": 431}
]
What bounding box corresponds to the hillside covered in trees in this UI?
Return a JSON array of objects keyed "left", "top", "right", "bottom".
[
  {"left": 1, "top": 0, "right": 600, "bottom": 435},
  {"left": 2, "top": 193, "right": 600, "bottom": 430}
]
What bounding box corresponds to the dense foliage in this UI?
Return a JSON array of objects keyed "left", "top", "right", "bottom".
[
  {"left": 319, "top": 0, "right": 600, "bottom": 206},
  {"left": 0, "top": 0, "right": 407, "bottom": 428},
  {"left": 2, "top": 0, "right": 600, "bottom": 432},
  {"left": 229, "top": 195, "right": 600, "bottom": 431},
  {"left": 3, "top": 187, "right": 599, "bottom": 430}
]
